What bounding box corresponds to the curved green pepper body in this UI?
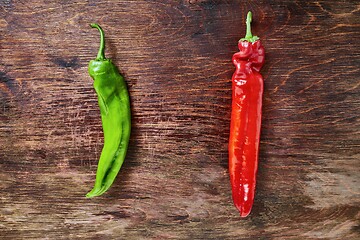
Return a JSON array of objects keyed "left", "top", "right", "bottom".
[{"left": 86, "top": 24, "right": 131, "bottom": 198}]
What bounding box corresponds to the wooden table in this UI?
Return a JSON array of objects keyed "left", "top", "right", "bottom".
[{"left": 1, "top": 0, "right": 359, "bottom": 239}]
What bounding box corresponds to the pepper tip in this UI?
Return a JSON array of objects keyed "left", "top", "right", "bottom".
[{"left": 234, "top": 202, "right": 252, "bottom": 218}]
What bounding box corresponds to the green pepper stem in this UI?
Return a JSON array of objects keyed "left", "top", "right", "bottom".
[
  {"left": 90, "top": 23, "right": 106, "bottom": 60},
  {"left": 240, "top": 11, "right": 259, "bottom": 42}
]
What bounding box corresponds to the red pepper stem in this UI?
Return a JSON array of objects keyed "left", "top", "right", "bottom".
[
  {"left": 240, "top": 11, "right": 259, "bottom": 43},
  {"left": 90, "top": 23, "right": 106, "bottom": 61}
]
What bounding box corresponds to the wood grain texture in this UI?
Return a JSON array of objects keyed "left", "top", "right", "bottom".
[{"left": 1, "top": 0, "right": 359, "bottom": 239}]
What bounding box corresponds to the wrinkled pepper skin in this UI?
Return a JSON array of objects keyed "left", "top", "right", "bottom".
[
  {"left": 86, "top": 24, "right": 131, "bottom": 198},
  {"left": 228, "top": 12, "right": 265, "bottom": 217}
]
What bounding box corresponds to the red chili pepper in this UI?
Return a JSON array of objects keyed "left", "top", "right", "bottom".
[{"left": 228, "top": 11, "right": 265, "bottom": 217}]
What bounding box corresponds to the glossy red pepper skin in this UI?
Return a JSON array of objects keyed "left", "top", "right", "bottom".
[{"left": 228, "top": 12, "right": 265, "bottom": 217}]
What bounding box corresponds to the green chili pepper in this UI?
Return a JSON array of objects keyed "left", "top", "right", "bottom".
[{"left": 86, "top": 23, "right": 131, "bottom": 198}]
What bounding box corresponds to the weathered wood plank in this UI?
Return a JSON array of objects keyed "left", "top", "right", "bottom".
[{"left": 1, "top": 0, "right": 359, "bottom": 239}]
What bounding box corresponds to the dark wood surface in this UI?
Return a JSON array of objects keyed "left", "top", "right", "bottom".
[{"left": 1, "top": 0, "right": 359, "bottom": 239}]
